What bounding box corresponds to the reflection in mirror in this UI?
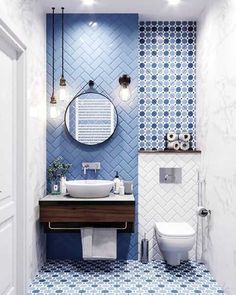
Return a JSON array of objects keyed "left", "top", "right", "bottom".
[{"left": 65, "top": 92, "right": 118, "bottom": 145}]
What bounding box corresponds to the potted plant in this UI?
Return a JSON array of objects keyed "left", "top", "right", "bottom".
[{"left": 47, "top": 157, "right": 72, "bottom": 195}]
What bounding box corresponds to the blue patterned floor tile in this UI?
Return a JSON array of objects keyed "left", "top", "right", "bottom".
[{"left": 28, "top": 260, "right": 224, "bottom": 295}]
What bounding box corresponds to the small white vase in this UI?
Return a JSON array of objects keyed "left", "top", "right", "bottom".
[{"left": 60, "top": 176, "right": 67, "bottom": 195}]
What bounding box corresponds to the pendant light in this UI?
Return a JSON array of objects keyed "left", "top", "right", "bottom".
[
  {"left": 50, "top": 7, "right": 59, "bottom": 118},
  {"left": 59, "top": 7, "right": 67, "bottom": 101},
  {"left": 119, "top": 74, "right": 131, "bottom": 101}
]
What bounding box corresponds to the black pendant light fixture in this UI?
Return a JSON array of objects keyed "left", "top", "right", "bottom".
[
  {"left": 50, "top": 7, "right": 58, "bottom": 118},
  {"left": 59, "top": 7, "right": 67, "bottom": 101}
]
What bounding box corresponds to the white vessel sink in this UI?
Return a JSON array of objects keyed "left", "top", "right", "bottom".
[{"left": 66, "top": 180, "right": 113, "bottom": 199}]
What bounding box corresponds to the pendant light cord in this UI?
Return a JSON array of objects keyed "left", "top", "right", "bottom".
[
  {"left": 61, "top": 7, "right": 64, "bottom": 78},
  {"left": 52, "top": 7, "right": 55, "bottom": 96}
]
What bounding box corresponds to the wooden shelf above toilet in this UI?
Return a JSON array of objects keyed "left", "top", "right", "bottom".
[{"left": 139, "top": 150, "right": 201, "bottom": 154}]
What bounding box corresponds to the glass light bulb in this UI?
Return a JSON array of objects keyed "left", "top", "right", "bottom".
[
  {"left": 50, "top": 104, "right": 59, "bottom": 119},
  {"left": 82, "top": 0, "right": 95, "bottom": 6},
  {"left": 120, "top": 86, "right": 131, "bottom": 101},
  {"left": 59, "top": 85, "right": 67, "bottom": 101},
  {"left": 168, "top": 0, "right": 181, "bottom": 6}
]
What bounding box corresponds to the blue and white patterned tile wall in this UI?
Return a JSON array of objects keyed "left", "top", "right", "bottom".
[
  {"left": 47, "top": 14, "right": 138, "bottom": 260},
  {"left": 139, "top": 21, "right": 197, "bottom": 150}
]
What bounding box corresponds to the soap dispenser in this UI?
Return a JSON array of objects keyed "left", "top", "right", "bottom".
[
  {"left": 119, "top": 180, "right": 125, "bottom": 195},
  {"left": 113, "top": 171, "right": 121, "bottom": 194}
]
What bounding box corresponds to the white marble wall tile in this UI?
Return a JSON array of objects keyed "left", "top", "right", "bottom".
[
  {"left": 0, "top": 0, "right": 46, "bottom": 289},
  {"left": 198, "top": 0, "right": 236, "bottom": 294}
]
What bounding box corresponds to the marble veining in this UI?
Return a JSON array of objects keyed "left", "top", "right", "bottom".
[
  {"left": 197, "top": 0, "right": 236, "bottom": 294},
  {"left": 0, "top": 0, "right": 46, "bottom": 286}
]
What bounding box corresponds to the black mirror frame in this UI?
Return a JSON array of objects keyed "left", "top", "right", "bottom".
[{"left": 64, "top": 88, "right": 118, "bottom": 146}]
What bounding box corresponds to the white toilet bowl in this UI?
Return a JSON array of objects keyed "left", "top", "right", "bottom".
[{"left": 155, "top": 222, "right": 195, "bottom": 266}]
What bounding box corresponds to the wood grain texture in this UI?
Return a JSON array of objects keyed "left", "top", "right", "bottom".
[
  {"left": 40, "top": 204, "right": 135, "bottom": 223},
  {"left": 139, "top": 150, "right": 201, "bottom": 154}
]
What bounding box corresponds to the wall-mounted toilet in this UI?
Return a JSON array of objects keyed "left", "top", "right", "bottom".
[{"left": 155, "top": 222, "right": 195, "bottom": 266}]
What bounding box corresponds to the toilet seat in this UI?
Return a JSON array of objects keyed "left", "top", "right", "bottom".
[
  {"left": 155, "top": 222, "right": 195, "bottom": 266},
  {"left": 155, "top": 222, "right": 195, "bottom": 238}
]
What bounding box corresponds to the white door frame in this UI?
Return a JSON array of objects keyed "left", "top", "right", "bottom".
[{"left": 0, "top": 19, "right": 27, "bottom": 294}]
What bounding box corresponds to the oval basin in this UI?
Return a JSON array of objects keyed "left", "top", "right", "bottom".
[{"left": 66, "top": 180, "right": 113, "bottom": 199}]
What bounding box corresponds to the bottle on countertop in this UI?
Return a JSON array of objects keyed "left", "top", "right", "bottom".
[
  {"left": 124, "top": 181, "right": 133, "bottom": 195},
  {"left": 60, "top": 176, "right": 67, "bottom": 195},
  {"left": 119, "top": 180, "right": 125, "bottom": 195},
  {"left": 113, "top": 171, "right": 121, "bottom": 194}
]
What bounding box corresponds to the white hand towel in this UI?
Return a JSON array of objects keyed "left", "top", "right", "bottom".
[
  {"left": 92, "top": 228, "right": 117, "bottom": 260},
  {"left": 81, "top": 228, "right": 93, "bottom": 258},
  {"left": 81, "top": 228, "right": 117, "bottom": 260}
]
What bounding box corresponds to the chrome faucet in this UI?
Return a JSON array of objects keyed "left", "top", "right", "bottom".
[
  {"left": 82, "top": 163, "right": 89, "bottom": 175},
  {"left": 82, "top": 162, "right": 101, "bottom": 175}
]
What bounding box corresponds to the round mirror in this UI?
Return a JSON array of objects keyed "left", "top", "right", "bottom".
[{"left": 65, "top": 90, "right": 118, "bottom": 146}]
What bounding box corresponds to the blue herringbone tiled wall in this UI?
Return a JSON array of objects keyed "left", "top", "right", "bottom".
[{"left": 46, "top": 14, "right": 138, "bottom": 260}]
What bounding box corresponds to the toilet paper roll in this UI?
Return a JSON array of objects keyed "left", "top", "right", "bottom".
[
  {"left": 167, "top": 132, "right": 178, "bottom": 142},
  {"left": 180, "top": 141, "right": 190, "bottom": 151},
  {"left": 167, "top": 141, "right": 180, "bottom": 150},
  {"left": 179, "top": 133, "right": 191, "bottom": 142}
]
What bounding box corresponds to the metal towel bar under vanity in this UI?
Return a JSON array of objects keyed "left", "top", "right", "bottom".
[{"left": 39, "top": 194, "right": 135, "bottom": 233}]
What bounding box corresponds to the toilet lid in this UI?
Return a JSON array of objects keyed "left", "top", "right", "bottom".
[{"left": 155, "top": 222, "right": 195, "bottom": 238}]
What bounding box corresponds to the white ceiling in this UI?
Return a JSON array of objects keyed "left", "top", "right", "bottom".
[{"left": 41, "top": 0, "right": 207, "bottom": 20}]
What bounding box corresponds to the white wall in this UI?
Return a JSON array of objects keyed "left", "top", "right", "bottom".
[
  {"left": 197, "top": 1, "right": 236, "bottom": 294},
  {"left": 0, "top": 0, "right": 46, "bottom": 290},
  {"left": 139, "top": 153, "right": 201, "bottom": 261}
]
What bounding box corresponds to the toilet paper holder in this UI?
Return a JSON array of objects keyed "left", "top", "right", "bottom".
[{"left": 197, "top": 206, "right": 211, "bottom": 217}]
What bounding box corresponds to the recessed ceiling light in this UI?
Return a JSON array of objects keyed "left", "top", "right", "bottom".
[
  {"left": 168, "top": 0, "right": 182, "bottom": 6},
  {"left": 81, "top": 0, "right": 95, "bottom": 6}
]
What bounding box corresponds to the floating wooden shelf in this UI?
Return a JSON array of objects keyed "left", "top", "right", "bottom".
[
  {"left": 39, "top": 194, "right": 135, "bottom": 233},
  {"left": 40, "top": 203, "right": 135, "bottom": 223},
  {"left": 139, "top": 150, "right": 201, "bottom": 154}
]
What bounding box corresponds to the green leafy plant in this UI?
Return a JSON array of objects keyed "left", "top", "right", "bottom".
[{"left": 47, "top": 156, "right": 72, "bottom": 181}]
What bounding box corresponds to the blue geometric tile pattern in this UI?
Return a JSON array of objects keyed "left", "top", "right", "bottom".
[
  {"left": 47, "top": 14, "right": 138, "bottom": 260},
  {"left": 28, "top": 260, "right": 225, "bottom": 294},
  {"left": 138, "top": 21, "right": 196, "bottom": 150}
]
